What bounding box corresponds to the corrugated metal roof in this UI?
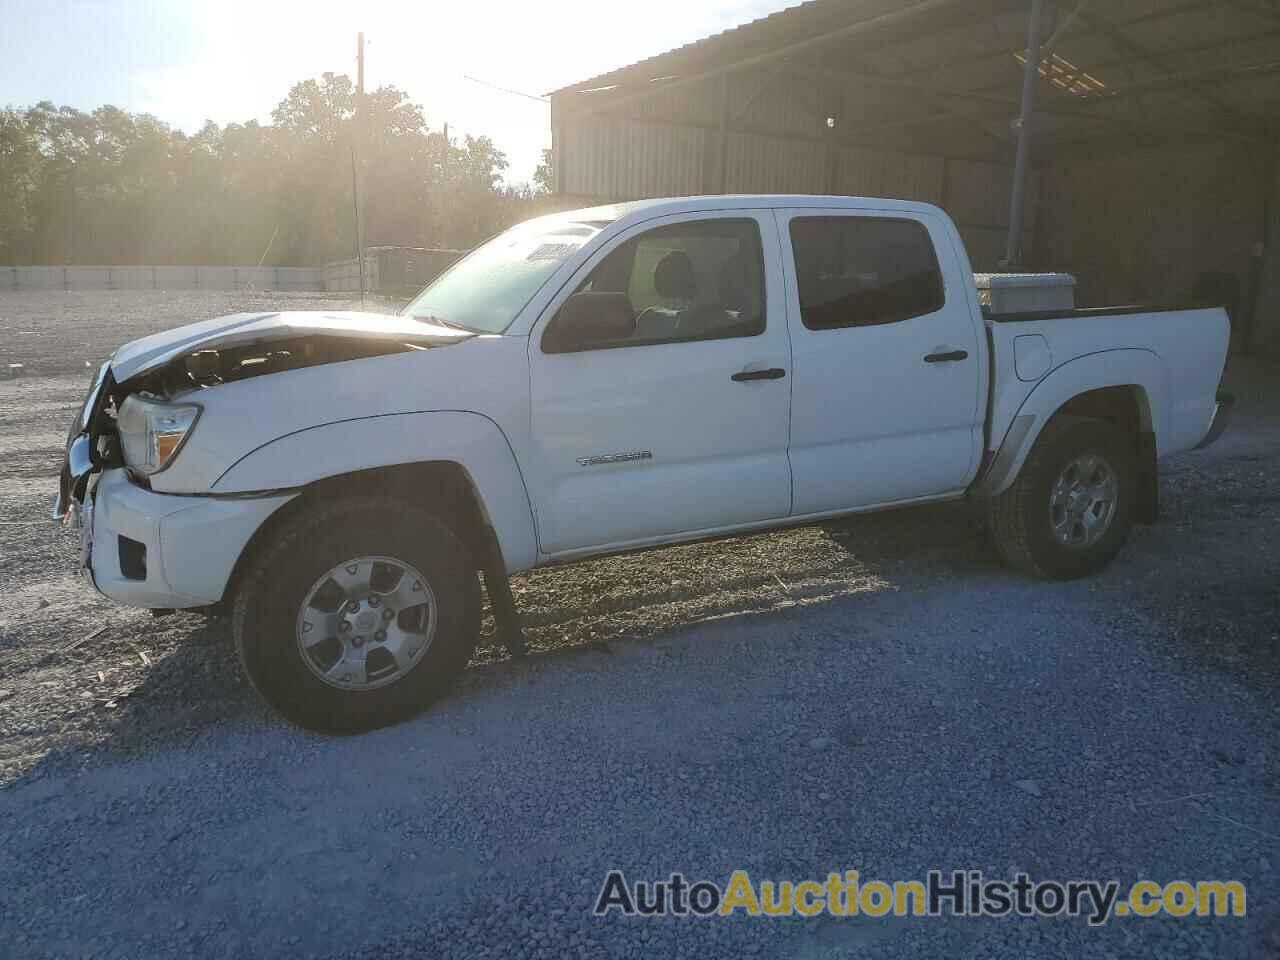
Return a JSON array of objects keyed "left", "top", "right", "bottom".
[
  {"left": 551, "top": 0, "right": 1015, "bottom": 96},
  {"left": 550, "top": 0, "right": 839, "bottom": 95},
  {"left": 552, "top": 0, "right": 1280, "bottom": 148}
]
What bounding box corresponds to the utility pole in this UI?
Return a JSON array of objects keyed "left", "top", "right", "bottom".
[
  {"left": 350, "top": 149, "right": 363, "bottom": 303},
  {"left": 354, "top": 31, "right": 368, "bottom": 304}
]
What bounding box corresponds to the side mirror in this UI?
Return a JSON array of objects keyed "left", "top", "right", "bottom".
[{"left": 542, "top": 292, "right": 635, "bottom": 354}]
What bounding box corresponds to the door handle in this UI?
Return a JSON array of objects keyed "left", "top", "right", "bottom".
[
  {"left": 731, "top": 368, "right": 786, "bottom": 382},
  {"left": 923, "top": 350, "right": 968, "bottom": 363}
]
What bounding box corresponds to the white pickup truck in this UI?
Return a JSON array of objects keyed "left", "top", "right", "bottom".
[{"left": 54, "top": 195, "right": 1232, "bottom": 732}]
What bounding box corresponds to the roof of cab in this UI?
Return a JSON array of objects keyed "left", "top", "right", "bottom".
[{"left": 547, "top": 194, "right": 945, "bottom": 229}]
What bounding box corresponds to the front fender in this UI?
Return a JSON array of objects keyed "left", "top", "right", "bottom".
[
  {"left": 212, "top": 411, "right": 538, "bottom": 573},
  {"left": 979, "top": 349, "right": 1167, "bottom": 497}
]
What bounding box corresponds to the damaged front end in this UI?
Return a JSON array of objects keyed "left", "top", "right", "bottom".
[
  {"left": 52, "top": 311, "right": 471, "bottom": 526},
  {"left": 133, "top": 331, "right": 442, "bottom": 395},
  {"left": 52, "top": 359, "right": 113, "bottom": 526}
]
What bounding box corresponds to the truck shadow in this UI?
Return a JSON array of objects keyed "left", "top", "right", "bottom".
[
  {"left": 85, "top": 614, "right": 270, "bottom": 744},
  {"left": 78, "top": 500, "right": 999, "bottom": 757},
  {"left": 479, "top": 500, "right": 998, "bottom": 662},
  {"left": 11, "top": 484, "right": 1278, "bottom": 784}
]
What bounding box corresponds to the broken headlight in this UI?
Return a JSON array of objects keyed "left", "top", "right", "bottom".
[{"left": 117, "top": 396, "right": 201, "bottom": 476}]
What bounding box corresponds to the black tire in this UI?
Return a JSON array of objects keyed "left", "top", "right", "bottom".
[
  {"left": 233, "top": 496, "right": 480, "bottom": 733},
  {"left": 988, "top": 416, "right": 1135, "bottom": 580}
]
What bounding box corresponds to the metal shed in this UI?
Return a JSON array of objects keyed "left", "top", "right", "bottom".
[{"left": 548, "top": 0, "right": 1280, "bottom": 353}]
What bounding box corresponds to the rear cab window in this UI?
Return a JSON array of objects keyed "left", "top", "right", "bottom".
[{"left": 789, "top": 216, "right": 944, "bottom": 330}]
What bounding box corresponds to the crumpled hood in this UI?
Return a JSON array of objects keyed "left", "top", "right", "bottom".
[{"left": 109, "top": 310, "right": 472, "bottom": 382}]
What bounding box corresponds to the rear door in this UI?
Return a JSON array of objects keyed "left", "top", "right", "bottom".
[
  {"left": 777, "top": 208, "right": 984, "bottom": 515},
  {"left": 527, "top": 211, "right": 792, "bottom": 555}
]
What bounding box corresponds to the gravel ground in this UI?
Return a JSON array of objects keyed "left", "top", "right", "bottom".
[{"left": 1, "top": 292, "right": 1278, "bottom": 959}]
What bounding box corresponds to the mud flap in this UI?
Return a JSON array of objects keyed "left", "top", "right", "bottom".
[
  {"left": 481, "top": 526, "right": 527, "bottom": 658},
  {"left": 1133, "top": 430, "right": 1159, "bottom": 525}
]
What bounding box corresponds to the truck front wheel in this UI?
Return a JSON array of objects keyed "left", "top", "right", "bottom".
[
  {"left": 233, "top": 497, "right": 480, "bottom": 733},
  {"left": 988, "top": 416, "right": 1135, "bottom": 580}
]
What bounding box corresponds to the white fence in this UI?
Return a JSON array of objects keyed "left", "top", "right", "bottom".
[{"left": 4, "top": 265, "right": 325, "bottom": 292}]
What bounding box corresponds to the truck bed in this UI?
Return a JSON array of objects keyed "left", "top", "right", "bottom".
[{"left": 984, "top": 304, "right": 1230, "bottom": 464}]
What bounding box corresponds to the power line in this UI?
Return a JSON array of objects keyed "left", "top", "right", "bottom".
[{"left": 461, "top": 75, "right": 549, "bottom": 103}]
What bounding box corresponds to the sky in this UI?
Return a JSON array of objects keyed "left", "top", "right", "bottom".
[{"left": 0, "top": 0, "right": 796, "bottom": 185}]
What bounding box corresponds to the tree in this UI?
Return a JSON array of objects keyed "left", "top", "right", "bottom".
[
  {"left": 533, "top": 148, "right": 554, "bottom": 195},
  {"left": 0, "top": 108, "right": 42, "bottom": 260},
  {"left": 0, "top": 72, "right": 536, "bottom": 266}
]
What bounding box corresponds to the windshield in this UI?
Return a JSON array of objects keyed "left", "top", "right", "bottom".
[{"left": 403, "top": 218, "right": 607, "bottom": 333}]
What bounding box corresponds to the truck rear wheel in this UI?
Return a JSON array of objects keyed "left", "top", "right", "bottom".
[
  {"left": 233, "top": 497, "right": 480, "bottom": 733},
  {"left": 988, "top": 416, "right": 1135, "bottom": 580}
]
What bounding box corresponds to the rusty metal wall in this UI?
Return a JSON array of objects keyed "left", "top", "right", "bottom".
[
  {"left": 1037, "top": 141, "right": 1268, "bottom": 328},
  {"left": 724, "top": 132, "right": 827, "bottom": 194},
  {"left": 837, "top": 147, "right": 945, "bottom": 204},
  {"left": 561, "top": 117, "right": 709, "bottom": 199},
  {"left": 947, "top": 157, "right": 1038, "bottom": 271},
  {"left": 558, "top": 107, "right": 1035, "bottom": 271}
]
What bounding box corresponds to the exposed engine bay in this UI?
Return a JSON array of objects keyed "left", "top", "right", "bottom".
[
  {"left": 127, "top": 333, "right": 429, "bottom": 399},
  {"left": 54, "top": 311, "right": 471, "bottom": 519}
]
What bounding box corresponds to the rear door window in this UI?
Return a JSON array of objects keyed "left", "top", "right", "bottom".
[{"left": 789, "top": 217, "right": 944, "bottom": 330}]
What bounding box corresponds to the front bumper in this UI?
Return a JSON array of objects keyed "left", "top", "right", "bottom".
[
  {"left": 52, "top": 359, "right": 296, "bottom": 609},
  {"left": 1193, "top": 391, "right": 1234, "bottom": 450},
  {"left": 72, "top": 468, "right": 295, "bottom": 609}
]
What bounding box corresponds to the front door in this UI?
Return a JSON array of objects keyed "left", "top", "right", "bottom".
[
  {"left": 777, "top": 208, "right": 985, "bottom": 515},
  {"left": 528, "top": 211, "right": 792, "bottom": 556}
]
